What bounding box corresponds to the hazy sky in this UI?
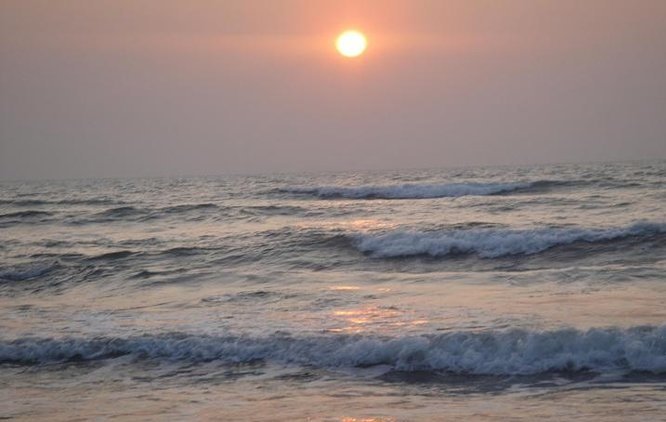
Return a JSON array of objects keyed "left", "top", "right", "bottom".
[{"left": 1, "top": 0, "right": 665, "bottom": 180}]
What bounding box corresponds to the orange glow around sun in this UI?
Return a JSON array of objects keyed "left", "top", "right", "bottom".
[{"left": 336, "top": 30, "right": 367, "bottom": 58}]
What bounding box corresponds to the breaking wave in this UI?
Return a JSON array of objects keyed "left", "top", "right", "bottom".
[
  {"left": 1, "top": 326, "right": 664, "bottom": 375},
  {"left": 353, "top": 222, "right": 666, "bottom": 258}
]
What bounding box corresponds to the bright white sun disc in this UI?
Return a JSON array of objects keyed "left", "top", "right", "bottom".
[{"left": 336, "top": 30, "right": 367, "bottom": 58}]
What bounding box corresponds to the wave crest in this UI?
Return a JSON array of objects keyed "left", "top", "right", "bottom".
[
  {"left": 353, "top": 222, "right": 666, "bottom": 258},
  {"left": 1, "top": 326, "right": 664, "bottom": 375}
]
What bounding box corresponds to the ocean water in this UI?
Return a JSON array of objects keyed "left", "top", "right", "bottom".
[{"left": 1, "top": 161, "right": 665, "bottom": 421}]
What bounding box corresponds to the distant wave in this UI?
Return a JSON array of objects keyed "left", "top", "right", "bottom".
[
  {"left": 281, "top": 181, "right": 549, "bottom": 199},
  {"left": 2, "top": 326, "right": 664, "bottom": 375},
  {"left": 353, "top": 222, "right": 666, "bottom": 259}
]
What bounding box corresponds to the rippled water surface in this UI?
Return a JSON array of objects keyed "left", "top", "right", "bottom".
[{"left": 1, "top": 161, "right": 665, "bottom": 421}]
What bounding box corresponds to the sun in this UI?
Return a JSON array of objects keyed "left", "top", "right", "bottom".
[{"left": 336, "top": 30, "right": 367, "bottom": 58}]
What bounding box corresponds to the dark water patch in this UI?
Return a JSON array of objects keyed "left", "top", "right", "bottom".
[
  {"left": 129, "top": 267, "right": 189, "bottom": 280},
  {"left": 236, "top": 290, "right": 272, "bottom": 299},
  {"left": 160, "top": 203, "right": 219, "bottom": 214},
  {"left": 297, "top": 232, "right": 352, "bottom": 250},
  {"left": 210, "top": 252, "right": 255, "bottom": 267},
  {"left": 612, "top": 201, "right": 632, "bottom": 208},
  {"left": 87, "top": 250, "right": 137, "bottom": 261},
  {"left": 271, "top": 370, "right": 319, "bottom": 383},
  {"left": 201, "top": 291, "right": 266, "bottom": 304},
  {"left": 202, "top": 226, "right": 359, "bottom": 270},
  {"left": 41, "top": 239, "right": 71, "bottom": 248},
  {"left": 160, "top": 246, "right": 210, "bottom": 256},
  {"left": 67, "top": 207, "right": 155, "bottom": 225},
  {"left": 115, "top": 237, "right": 163, "bottom": 248},
  {"left": 511, "top": 178, "right": 649, "bottom": 194},
  {"left": 0, "top": 198, "right": 122, "bottom": 207},
  {"left": 201, "top": 290, "right": 301, "bottom": 306},
  {"left": 0, "top": 210, "right": 55, "bottom": 227},
  {"left": 97, "top": 206, "right": 146, "bottom": 219},
  {"left": 445, "top": 221, "right": 508, "bottom": 230},
  {"left": 0, "top": 199, "right": 49, "bottom": 206},
  {"left": 0, "top": 261, "right": 60, "bottom": 282},
  {"left": 0, "top": 260, "right": 105, "bottom": 296},
  {"left": 70, "top": 203, "right": 226, "bottom": 225},
  {"left": 257, "top": 228, "right": 354, "bottom": 266},
  {"left": 36, "top": 252, "right": 87, "bottom": 262},
  {"left": 58, "top": 198, "right": 120, "bottom": 206},
  {"left": 461, "top": 196, "right": 589, "bottom": 214},
  {"left": 502, "top": 179, "right": 580, "bottom": 194},
  {"left": 237, "top": 204, "right": 307, "bottom": 217},
  {"left": 378, "top": 370, "right": 603, "bottom": 395},
  {"left": 130, "top": 270, "right": 160, "bottom": 279},
  {"left": 278, "top": 181, "right": 536, "bottom": 200},
  {"left": 63, "top": 208, "right": 148, "bottom": 225},
  {"left": 0, "top": 210, "right": 53, "bottom": 219}
]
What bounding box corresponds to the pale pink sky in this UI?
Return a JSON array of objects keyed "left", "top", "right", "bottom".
[{"left": 1, "top": 1, "right": 665, "bottom": 179}]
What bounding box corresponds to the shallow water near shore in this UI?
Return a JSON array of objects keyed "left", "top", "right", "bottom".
[{"left": 1, "top": 160, "right": 665, "bottom": 420}]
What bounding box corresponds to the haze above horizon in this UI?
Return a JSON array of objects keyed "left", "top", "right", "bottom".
[{"left": 1, "top": 0, "right": 665, "bottom": 180}]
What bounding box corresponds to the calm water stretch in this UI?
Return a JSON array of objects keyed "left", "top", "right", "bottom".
[{"left": 1, "top": 161, "right": 665, "bottom": 421}]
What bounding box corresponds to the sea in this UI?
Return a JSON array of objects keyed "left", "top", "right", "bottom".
[{"left": 1, "top": 160, "right": 665, "bottom": 421}]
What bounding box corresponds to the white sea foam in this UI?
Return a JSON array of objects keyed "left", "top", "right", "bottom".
[
  {"left": 353, "top": 222, "right": 666, "bottom": 258},
  {"left": 284, "top": 182, "right": 533, "bottom": 199},
  {"left": 2, "top": 326, "right": 664, "bottom": 374}
]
